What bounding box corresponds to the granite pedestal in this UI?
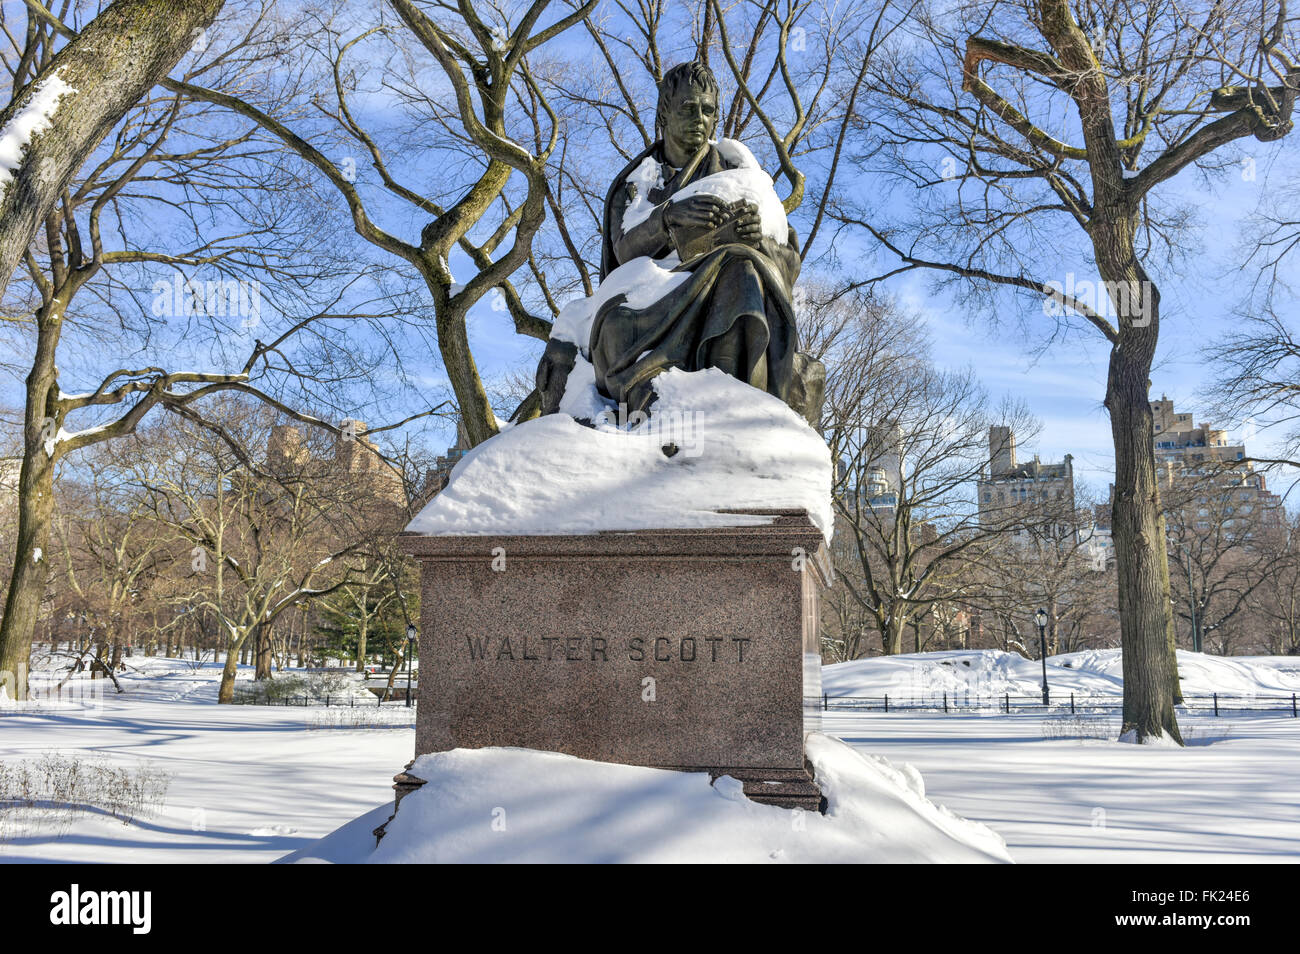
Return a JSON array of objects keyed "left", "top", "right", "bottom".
[{"left": 384, "top": 509, "right": 828, "bottom": 826}]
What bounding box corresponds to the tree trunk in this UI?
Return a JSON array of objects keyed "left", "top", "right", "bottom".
[
  {"left": 217, "top": 629, "right": 251, "bottom": 704},
  {"left": 1106, "top": 302, "right": 1183, "bottom": 743},
  {"left": 383, "top": 644, "right": 409, "bottom": 701},
  {"left": 89, "top": 644, "right": 123, "bottom": 692},
  {"left": 0, "top": 318, "right": 60, "bottom": 700},
  {"left": 429, "top": 288, "right": 501, "bottom": 448},
  {"left": 218, "top": 648, "right": 239, "bottom": 704},
  {"left": 880, "top": 614, "right": 904, "bottom": 656},
  {"left": 254, "top": 622, "right": 271, "bottom": 680}
]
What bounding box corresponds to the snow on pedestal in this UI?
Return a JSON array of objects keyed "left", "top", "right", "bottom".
[{"left": 406, "top": 366, "right": 832, "bottom": 541}]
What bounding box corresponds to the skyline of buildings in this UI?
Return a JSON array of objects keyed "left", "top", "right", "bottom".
[
  {"left": 978, "top": 425, "right": 1076, "bottom": 517},
  {"left": 1148, "top": 395, "right": 1284, "bottom": 540},
  {"left": 971, "top": 394, "right": 1288, "bottom": 575}
]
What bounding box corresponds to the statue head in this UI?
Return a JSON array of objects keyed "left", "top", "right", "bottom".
[{"left": 656, "top": 61, "right": 719, "bottom": 167}]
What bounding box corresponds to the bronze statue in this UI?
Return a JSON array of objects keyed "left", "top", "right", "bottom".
[{"left": 533, "top": 60, "right": 823, "bottom": 425}]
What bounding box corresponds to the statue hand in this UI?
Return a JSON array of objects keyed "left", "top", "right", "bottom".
[
  {"left": 665, "top": 194, "right": 730, "bottom": 229},
  {"left": 734, "top": 203, "right": 762, "bottom": 244}
]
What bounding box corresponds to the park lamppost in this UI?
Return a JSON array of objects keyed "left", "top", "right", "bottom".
[
  {"left": 405, "top": 624, "right": 417, "bottom": 708},
  {"left": 1034, "top": 608, "right": 1050, "bottom": 706}
]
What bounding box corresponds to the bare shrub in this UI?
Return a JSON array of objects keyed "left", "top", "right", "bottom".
[
  {"left": 307, "top": 708, "right": 416, "bottom": 730},
  {"left": 231, "top": 671, "right": 369, "bottom": 705},
  {"left": 1040, "top": 715, "right": 1119, "bottom": 742},
  {"left": 0, "top": 753, "right": 170, "bottom": 842}
]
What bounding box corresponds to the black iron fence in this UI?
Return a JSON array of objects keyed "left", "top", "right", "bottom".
[
  {"left": 811, "top": 691, "right": 1300, "bottom": 716},
  {"left": 231, "top": 689, "right": 416, "bottom": 707},
  {"left": 231, "top": 685, "right": 1297, "bottom": 715}
]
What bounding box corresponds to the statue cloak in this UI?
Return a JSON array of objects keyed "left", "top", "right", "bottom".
[{"left": 590, "top": 140, "right": 804, "bottom": 416}]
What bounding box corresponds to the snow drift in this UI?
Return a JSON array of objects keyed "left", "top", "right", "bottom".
[{"left": 280, "top": 734, "right": 1011, "bottom": 864}]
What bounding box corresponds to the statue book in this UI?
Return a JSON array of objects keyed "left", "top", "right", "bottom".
[{"left": 669, "top": 199, "right": 757, "bottom": 261}]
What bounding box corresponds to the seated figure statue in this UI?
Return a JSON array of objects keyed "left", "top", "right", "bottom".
[{"left": 532, "top": 60, "right": 824, "bottom": 424}]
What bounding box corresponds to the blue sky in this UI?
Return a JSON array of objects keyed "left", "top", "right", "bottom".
[{"left": 6, "top": 0, "right": 1298, "bottom": 513}]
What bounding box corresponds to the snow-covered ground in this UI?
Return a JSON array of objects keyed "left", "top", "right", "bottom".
[
  {"left": 824, "top": 710, "right": 1300, "bottom": 863},
  {"left": 0, "top": 658, "right": 414, "bottom": 863},
  {"left": 822, "top": 650, "right": 1300, "bottom": 862},
  {"left": 2, "top": 651, "right": 1298, "bottom": 863}
]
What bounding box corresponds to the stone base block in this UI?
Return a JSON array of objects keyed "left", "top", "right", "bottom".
[{"left": 391, "top": 509, "right": 828, "bottom": 823}]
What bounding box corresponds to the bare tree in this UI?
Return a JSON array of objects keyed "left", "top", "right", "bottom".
[
  {"left": 128, "top": 400, "right": 365, "bottom": 703},
  {"left": 838, "top": 0, "right": 1299, "bottom": 741},
  {"left": 159, "top": 0, "right": 600, "bottom": 449},
  {"left": 825, "top": 292, "right": 1040, "bottom": 654},
  {"left": 1248, "top": 510, "right": 1300, "bottom": 654},
  {"left": 968, "top": 486, "right": 1116, "bottom": 658},
  {"left": 1213, "top": 307, "right": 1300, "bottom": 472},
  {"left": 51, "top": 447, "right": 170, "bottom": 680},
  {"left": 0, "top": 2, "right": 433, "bottom": 699},
  {"left": 1164, "top": 466, "right": 1282, "bottom": 653}
]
